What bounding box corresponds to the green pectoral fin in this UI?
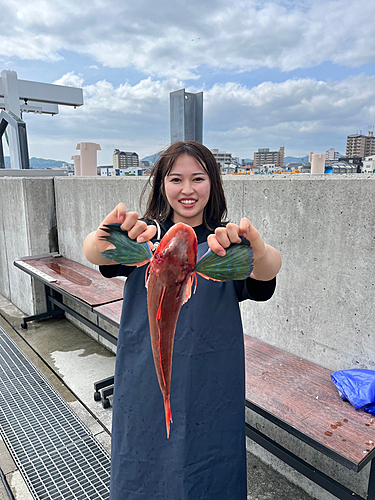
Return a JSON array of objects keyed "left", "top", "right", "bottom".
[
  {"left": 101, "top": 223, "right": 152, "bottom": 266},
  {"left": 195, "top": 237, "right": 254, "bottom": 281}
]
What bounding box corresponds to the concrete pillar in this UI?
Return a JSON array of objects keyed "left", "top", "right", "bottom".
[
  {"left": 76, "top": 142, "right": 101, "bottom": 176},
  {"left": 311, "top": 154, "right": 325, "bottom": 174},
  {"left": 1, "top": 70, "right": 21, "bottom": 169},
  {"left": 170, "top": 89, "right": 203, "bottom": 143},
  {"left": 71, "top": 155, "right": 81, "bottom": 176}
]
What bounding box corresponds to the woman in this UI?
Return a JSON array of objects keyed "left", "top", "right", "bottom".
[{"left": 84, "top": 141, "right": 281, "bottom": 499}]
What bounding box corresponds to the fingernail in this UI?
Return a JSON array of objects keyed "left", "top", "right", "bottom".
[
  {"left": 138, "top": 236, "right": 144, "bottom": 242},
  {"left": 219, "top": 250, "right": 225, "bottom": 257}
]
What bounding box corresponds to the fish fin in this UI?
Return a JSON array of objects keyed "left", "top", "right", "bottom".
[
  {"left": 145, "top": 263, "right": 151, "bottom": 289},
  {"left": 100, "top": 223, "right": 152, "bottom": 266},
  {"left": 195, "top": 237, "right": 254, "bottom": 281},
  {"left": 164, "top": 395, "right": 172, "bottom": 439},
  {"left": 157, "top": 286, "right": 167, "bottom": 388},
  {"left": 192, "top": 272, "right": 198, "bottom": 294},
  {"left": 156, "top": 286, "right": 166, "bottom": 322},
  {"left": 182, "top": 275, "right": 194, "bottom": 305}
]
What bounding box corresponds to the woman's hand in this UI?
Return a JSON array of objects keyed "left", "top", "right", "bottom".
[
  {"left": 207, "top": 218, "right": 281, "bottom": 281},
  {"left": 94, "top": 203, "right": 156, "bottom": 252},
  {"left": 83, "top": 203, "right": 157, "bottom": 265}
]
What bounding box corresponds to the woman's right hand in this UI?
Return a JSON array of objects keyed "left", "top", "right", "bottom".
[
  {"left": 95, "top": 203, "right": 157, "bottom": 252},
  {"left": 84, "top": 203, "right": 157, "bottom": 265}
]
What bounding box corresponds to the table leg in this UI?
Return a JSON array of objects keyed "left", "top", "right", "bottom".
[{"left": 367, "top": 459, "right": 375, "bottom": 500}]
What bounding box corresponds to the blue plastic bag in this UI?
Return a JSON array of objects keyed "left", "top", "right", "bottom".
[
  {"left": 330, "top": 369, "right": 375, "bottom": 414},
  {"left": 364, "top": 403, "right": 375, "bottom": 416}
]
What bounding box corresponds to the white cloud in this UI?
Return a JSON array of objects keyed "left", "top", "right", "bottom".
[
  {"left": 53, "top": 72, "right": 85, "bottom": 87},
  {"left": 22, "top": 72, "right": 375, "bottom": 162},
  {"left": 201, "top": 74, "right": 375, "bottom": 155},
  {"left": 1, "top": 0, "right": 375, "bottom": 78}
]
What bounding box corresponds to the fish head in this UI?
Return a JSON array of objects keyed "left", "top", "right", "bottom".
[{"left": 153, "top": 223, "right": 198, "bottom": 279}]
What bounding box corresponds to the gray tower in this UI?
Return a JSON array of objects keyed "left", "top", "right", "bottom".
[{"left": 170, "top": 89, "right": 203, "bottom": 144}]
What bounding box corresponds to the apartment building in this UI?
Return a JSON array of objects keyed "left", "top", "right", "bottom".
[
  {"left": 210, "top": 149, "right": 233, "bottom": 170},
  {"left": 113, "top": 149, "right": 139, "bottom": 169},
  {"left": 253, "top": 147, "right": 284, "bottom": 168},
  {"left": 346, "top": 132, "right": 375, "bottom": 158},
  {"left": 325, "top": 148, "right": 341, "bottom": 161}
]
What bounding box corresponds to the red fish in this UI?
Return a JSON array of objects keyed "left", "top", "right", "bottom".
[
  {"left": 146, "top": 224, "right": 197, "bottom": 437},
  {"left": 101, "top": 222, "right": 253, "bottom": 438}
]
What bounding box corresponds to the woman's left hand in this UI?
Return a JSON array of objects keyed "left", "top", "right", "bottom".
[
  {"left": 207, "top": 218, "right": 281, "bottom": 281},
  {"left": 207, "top": 218, "right": 265, "bottom": 261}
]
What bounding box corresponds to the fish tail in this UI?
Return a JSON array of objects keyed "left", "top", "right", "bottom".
[{"left": 164, "top": 395, "right": 173, "bottom": 439}]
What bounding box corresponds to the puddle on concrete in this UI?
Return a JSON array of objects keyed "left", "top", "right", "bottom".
[
  {"left": 51, "top": 349, "right": 115, "bottom": 429},
  {"left": 9, "top": 470, "right": 34, "bottom": 500}
]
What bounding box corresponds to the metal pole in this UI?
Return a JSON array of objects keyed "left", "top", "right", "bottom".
[{"left": 0, "top": 136, "right": 4, "bottom": 169}]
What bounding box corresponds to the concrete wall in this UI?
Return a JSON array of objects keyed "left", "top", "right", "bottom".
[
  {"left": 35, "top": 173, "right": 375, "bottom": 370},
  {"left": 54, "top": 176, "right": 149, "bottom": 265},
  {"left": 1, "top": 173, "right": 374, "bottom": 499},
  {"left": 0, "top": 177, "right": 57, "bottom": 315}
]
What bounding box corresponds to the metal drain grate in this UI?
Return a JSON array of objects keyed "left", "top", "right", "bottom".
[{"left": 0, "top": 326, "right": 111, "bottom": 499}]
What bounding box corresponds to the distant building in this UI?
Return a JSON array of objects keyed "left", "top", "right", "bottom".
[
  {"left": 237, "top": 165, "right": 258, "bottom": 174},
  {"left": 329, "top": 164, "right": 358, "bottom": 174},
  {"left": 254, "top": 147, "right": 284, "bottom": 168},
  {"left": 113, "top": 149, "right": 139, "bottom": 169},
  {"left": 259, "top": 164, "right": 284, "bottom": 174},
  {"left": 100, "top": 168, "right": 119, "bottom": 177},
  {"left": 362, "top": 156, "right": 375, "bottom": 173},
  {"left": 100, "top": 167, "right": 143, "bottom": 177},
  {"left": 210, "top": 149, "right": 233, "bottom": 171},
  {"left": 325, "top": 148, "right": 341, "bottom": 161},
  {"left": 346, "top": 132, "right": 375, "bottom": 158},
  {"left": 285, "top": 162, "right": 303, "bottom": 172},
  {"left": 62, "top": 162, "right": 74, "bottom": 173},
  {"left": 337, "top": 156, "right": 363, "bottom": 172}
]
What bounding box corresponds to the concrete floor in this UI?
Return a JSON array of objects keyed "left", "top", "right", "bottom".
[{"left": 0, "top": 294, "right": 315, "bottom": 500}]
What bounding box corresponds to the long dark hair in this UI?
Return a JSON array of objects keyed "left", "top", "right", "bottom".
[{"left": 142, "top": 141, "right": 228, "bottom": 228}]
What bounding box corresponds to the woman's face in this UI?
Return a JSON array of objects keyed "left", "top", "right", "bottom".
[{"left": 164, "top": 154, "right": 211, "bottom": 227}]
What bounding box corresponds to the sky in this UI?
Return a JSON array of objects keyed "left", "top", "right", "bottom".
[{"left": 1, "top": 0, "right": 375, "bottom": 164}]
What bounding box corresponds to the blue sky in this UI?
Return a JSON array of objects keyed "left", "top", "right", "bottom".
[{"left": 1, "top": 0, "right": 375, "bottom": 164}]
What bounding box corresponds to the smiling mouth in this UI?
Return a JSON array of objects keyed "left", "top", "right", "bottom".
[{"left": 179, "top": 200, "right": 196, "bottom": 205}]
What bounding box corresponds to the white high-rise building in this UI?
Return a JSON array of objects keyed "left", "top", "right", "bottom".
[{"left": 210, "top": 149, "right": 232, "bottom": 170}]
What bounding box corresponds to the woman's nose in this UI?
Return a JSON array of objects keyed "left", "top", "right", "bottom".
[{"left": 181, "top": 181, "right": 194, "bottom": 194}]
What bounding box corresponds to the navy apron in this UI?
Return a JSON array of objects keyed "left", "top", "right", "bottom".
[{"left": 110, "top": 240, "right": 248, "bottom": 500}]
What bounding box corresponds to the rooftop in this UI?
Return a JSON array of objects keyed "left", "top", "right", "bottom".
[
  {"left": 0, "top": 295, "right": 315, "bottom": 500},
  {"left": 1, "top": 173, "right": 374, "bottom": 500}
]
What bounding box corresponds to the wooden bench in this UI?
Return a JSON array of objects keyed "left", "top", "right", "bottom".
[
  {"left": 244, "top": 335, "right": 375, "bottom": 500},
  {"left": 14, "top": 252, "right": 124, "bottom": 346},
  {"left": 14, "top": 255, "right": 375, "bottom": 499}
]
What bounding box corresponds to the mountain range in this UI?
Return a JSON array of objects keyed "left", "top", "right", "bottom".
[
  {"left": 284, "top": 155, "right": 309, "bottom": 164},
  {"left": 3, "top": 156, "right": 66, "bottom": 169}
]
